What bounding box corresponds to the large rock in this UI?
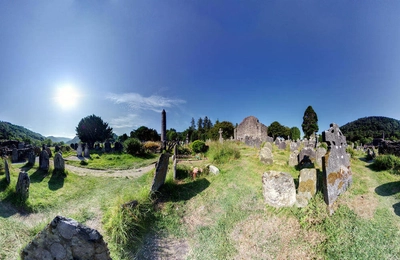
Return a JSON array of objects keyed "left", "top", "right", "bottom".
[
  {"left": 208, "top": 165, "right": 220, "bottom": 175},
  {"left": 16, "top": 171, "right": 30, "bottom": 201},
  {"left": 259, "top": 146, "right": 273, "bottom": 165},
  {"left": 21, "top": 215, "right": 111, "bottom": 260},
  {"left": 262, "top": 171, "right": 296, "bottom": 207},
  {"left": 54, "top": 152, "right": 65, "bottom": 173},
  {"left": 28, "top": 150, "right": 36, "bottom": 165},
  {"left": 4, "top": 159, "right": 10, "bottom": 185},
  {"left": 39, "top": 150, "right": 49, "bottom": 171}
]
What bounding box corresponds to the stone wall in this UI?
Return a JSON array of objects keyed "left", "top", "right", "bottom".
[{"left": 234, "top": 116, "right": 268, "bottom": 146}]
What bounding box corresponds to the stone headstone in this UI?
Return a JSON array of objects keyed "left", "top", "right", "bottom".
[
  {"left": 28, "top": 150, "right": 36, "bottom": 165},
  {"left": 76, "top": 144, "right": 83, "bottom": 157},
  {"left": 151, "top": 153, "right": 170, "bottom": 192},
  {"left": 316, "top": 147, "right": 327, "bottom": 167},
  {"left": 259, "top": 146, "right": 273, "bottom": 165},
  {"left": 296, "top": 168, "right": 317, "bottom": 207},
  {"left": 264, "top": 142, "right": 273, "bottom": 151},
  {"left": 209, "top": 165, "right": 220, "bottom": 175},
  {"left": 45, "top": 147, "right": 52, "bottom": 158},
  {"left": 104, "top": 141, "right": 111, "bottom": 153},
  {"left": 4, "top": 159, "right": 10, "bottom": 185},
  {"left": 54, "top": 152, "right": 65, "bottom": 173},
  {"left": 298, "top": 147, "right": 316, "bottom": 168},
  {"left": 288, "top": 150, "right": 299, "bottom": 167},
  {"left": 18, "top": 142, "right": 25, "bottom": 149},
  {"left": 290, "top": 141, "right": 298, "bottom": 152},
  {"left": 322, "top": 123, "right": 352, "bottom": 214},
  {"left": 39, "top": 150, "right": 49, "bottom": 171},
  {"left": 21, "top": 215, "right": 111, "bottom": 260},
  {"left": 114, "top": 142, "right": 123, "bottom": 152},
  {"left": 185, "top": 134, "right": 189, "bottom": 145},
  {"left": 55, "top": 145, "right": 60, "bottom": 153},
  {"left": 70, "top": 143, "right": 75, "bottom": 150},
  {"left": 278, "top": 141, "right": 286, "bottom": 150},
  {"left": 262, "top": 171, "right": 296, "bottom": 207},
  {"left": 16, "top": 171, "right": 30, "bottom": 201},
  {"left": 219, "top": 128, "right": 223, "bottom": 143},
  {"left": 12, "top": 148, "right": 18, "bottom": 163},
  {"left": 84, "top": 144, "right": 90, "bottom": 157}
]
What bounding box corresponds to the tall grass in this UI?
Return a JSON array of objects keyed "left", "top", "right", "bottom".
[
  {"left": 371, "top": 154, "right": 400, "bottom": 173},
  {"left": 206, "top": 141, "right": 240, "bottom": 164}
]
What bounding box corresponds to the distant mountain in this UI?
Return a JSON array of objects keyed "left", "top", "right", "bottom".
[
  {"left": 47, "top": 136, "right": 72, "bottom": 143},
  {"left": 66, "top": 136, "right": 80, "bottom": 144},
  {"left": 0, "top": 121, "right": 45, "bottom": 142},
  {"left": 340, "top": 116, "right": 400, "bottom": 142}
]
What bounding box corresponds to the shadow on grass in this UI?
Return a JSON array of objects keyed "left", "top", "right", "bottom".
[
  {"left": 48, "top": 173, "right": 65, "bottom": 191},
  {"left": 375, "top": 181, "right": 400, "bottom": 197},
  {"left": 29, "top": 169, "right": 48, "bottom": 183},
  {"left": 157, "top": 178, "right": 210, "bottom": 203},
  {"left": 393, "top": 202, "right": 400, "bottom": 216},
  {"left": 20, "top": 162, "right": 33, "bottom": 172},
  {"left": 0, "top": 177, "right": 9, "bottom": 192}
]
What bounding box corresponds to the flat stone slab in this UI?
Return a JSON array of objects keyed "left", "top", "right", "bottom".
[{"left": 262, "top": 171, "right": 296, "bottom": 208}]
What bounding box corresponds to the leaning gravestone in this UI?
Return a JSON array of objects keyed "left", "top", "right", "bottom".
[
  {"left": 296, "top": 168, "right": 317, "bottom": 207},
  {"left": 39, "top": 150, "right": 49, "bottom": 171},
  {"left": 322, "top": 123, "right": 352, "bottom": 214},
  {"left": 21, "top": 215, "right": 111, "bottom": 260},
  {"left": 76, "top": 144, "right": 83, "bottom": 157},
  {"left": 262, "top": 171, "right": 296, "bottom": 207},
  {"left": 259, "top": 146, "right": 273, "bottom": 165},
  {"left": 12, "top": 148, "right": 18, "bottom": 163},
  {"left": 4, "top": 159, "right": 10, "bottom": 185},
  {"left": 54, "top": 152, "right": 65, "bottom": 173},
  {"left": 16, "top": 171, "right": 30, "bottom": 201},
  {"left": 151, "top": 153, "right": 170, "bottom": 192}
]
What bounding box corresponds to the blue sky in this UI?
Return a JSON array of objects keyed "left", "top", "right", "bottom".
[{"left": 1, "top": 1, "right": 400, "bottom": 139}]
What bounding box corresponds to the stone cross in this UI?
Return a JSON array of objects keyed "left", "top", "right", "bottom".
[
  {"left": 186, "top": 134, "right": 189, "bottom": 145},
  {"left": 219, "top": 128, "right": 223, "bottom": 143},
  {"left": 322, "top": 123, "right": 352, "bottom": 214}
]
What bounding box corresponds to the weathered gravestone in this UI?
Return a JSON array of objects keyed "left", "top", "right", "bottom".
[
  {"left": 21, "top": 215, "right": 111, "bottom": 260},
  {"left": 104, "top": 141, "right": 111, "bottom": 153},
  {"left": 264, "top": 142, "right": 273, "bottom": 151},
  {"left": 290, "top": 141, "right": 298, "bottom": 152},
  {"left": 16, "top": 171, "right": 30, "bottom": 201},
  {"left": 151, "top": 153, "right": 170, "bottom": 192},
  {"left": 278, "top": 141, "right": 287, "bottom": 150},
  {"left": 76, "top": 143, "right": 83, "bottom": 157},
  {"left": 55, "top": 145, "right": 60, "bottom": 153},
  {"left": 4, "top": 159, "right": 10, "bottom": 185},
  {"left": 173, "top": 145, "right": 178, "bottom": 180},
  {"left": 54, "top": 152, "right": 65, "bottom": 173},
  {"left": 288, "top": 150, "right": 299, "bottom": 167},
  {"left": 28, "top": 150, "right": 36, "bottom": 165},
  {"left": 12, "top": 148, "right": 18, "bottom": 163},
  {"left": 259, "top": 146, "right": 273, "bottom": 165},
  {"left": 262, "top": 171, "right": 296, "bottom": 207},
  {"left": 219, "top": 128, "right": 223, "bottom": 143},
  {"left": 316, "top": 147, "right": 327, "bottom": 167},
  {"left": 296, "top": 168, "right": 317, "bottom": 207},
  {"left": 208, "top": 165, "right": 220, "bottom": 175},
  {"left": 84, "top": 143, "right": 90, "bottom": 157},
  {"left": 298, "top": 147, "right": 316, "bottom": 168},
  {"left": 18, "top": 142, "right": 25, "bottom": 149},
  {"left": 322, "top": 123, "right": 352, "bottom": 214},
  {"left": 114, "top": 141, "right": 123, "bottom": 152},
  {"left": 45, "top": 147, "right": 52, "bottom": 158},
  {"left": 39, "top": 150, "right": 49, "bottom": 171}
]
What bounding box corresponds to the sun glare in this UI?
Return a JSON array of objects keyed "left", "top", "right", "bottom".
[{"left": 55, "top": 85, "right": 81, "bottom": 109}]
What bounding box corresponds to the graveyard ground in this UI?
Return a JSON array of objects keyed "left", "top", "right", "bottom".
[{"left": 1, "top": 142, "right": 400, "bottom": 259}]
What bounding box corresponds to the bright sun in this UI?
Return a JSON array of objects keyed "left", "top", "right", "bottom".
[{"left": 54, "top": 85, "right": 81, "bottom": 109}]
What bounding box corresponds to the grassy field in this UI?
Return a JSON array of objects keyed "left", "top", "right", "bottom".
[{"left": 1, "top": 142, "right": 400, "bottom": 259}]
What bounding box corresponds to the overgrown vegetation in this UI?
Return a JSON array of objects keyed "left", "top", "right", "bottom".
[
  {"left": 371, "top": 154, "right": 400, "bottom": 173},
  {"left": 191, "top": 140, "right": 207, "bottom": 153},
  {"left": 124, "top": 137, "right": 144, "bottom": 156},
  {"left": 206, "top": 141, "right": 240, "bottom": 164}
]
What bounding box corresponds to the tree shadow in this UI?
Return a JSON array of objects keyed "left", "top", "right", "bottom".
[
  {"left": 48, "top": 173, "right": 65, "bottom": 191},
  {"left": 29, "top": 169, "right": 48, "bottom": 183},
  {"left": 393, "top": 202, "right": 400, "bottom": 217},
  {"left": 156, "top": 178, "right": 210, "bottom": 203},
  {"left": 375, "top": 181, "right": 400, "bottom": 197}
]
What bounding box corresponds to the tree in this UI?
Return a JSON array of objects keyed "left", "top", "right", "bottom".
[
  {"left": 167, "top": 128, "right": 178, "bottom": 141},
  {"left": 130, "top": 126, "right": 159, "bottom": 141},
  {"left": 268, "top": 121, "right": 284, "bottom": 139},
  {"left": 302, "top": 106, "right": 319, "bottom": 139},
  {"left": 290, "top": 127, "right": 301, "bottom": 140},
  {"left": 210, "top": 121, "right": 235, "bottom": 140},
  {"left": 76, "top": 114, "right": 113, "bottom": 147}
]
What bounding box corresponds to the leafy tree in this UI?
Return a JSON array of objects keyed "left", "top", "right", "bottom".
[
  {"left": 302, "top": 106, "right": 319, "bottom": 139},
  {"left": 210, "top": 121, "right": 235, "bottom": 140},
  {"left": 76, "top": 114, "right": 113, "bottom": 147},
  {"left": 167, "top": 128, "right": 178, "bottom": 141},
  {"left": 290, "top": 127, "right": 301, "bottom": 140},
  {"left": 118, "top": 133, "right": 129, "bottom": 142},
  {"left": 268, "top": 121, "right": 284, "bottom": 139},
  {"left": 130, "top": 126, "right": 159, "bottom": 141}
]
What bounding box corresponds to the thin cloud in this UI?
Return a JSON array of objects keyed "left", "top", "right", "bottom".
[
  {"left": 110, "top": 114, "right": 142, "bottom": 129},
  {"left": 107, "top": 93, "right": 186, "bottom": 112}
]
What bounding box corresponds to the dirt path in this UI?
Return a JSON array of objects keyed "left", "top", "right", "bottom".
[{"left": 64, "top": 163, "right": 156, "bottom": 178}]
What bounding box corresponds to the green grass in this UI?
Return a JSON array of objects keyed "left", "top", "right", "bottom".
[{"left": 66, "top": 151, "right": 158, "bottom": 170}]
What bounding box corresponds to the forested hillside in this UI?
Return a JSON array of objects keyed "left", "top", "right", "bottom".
[
  {"left": 340, "top": 116, "right": 400, "bottom": 143},
  {"left": 0, "top": 121, "right": 45, "bottom": 143}
]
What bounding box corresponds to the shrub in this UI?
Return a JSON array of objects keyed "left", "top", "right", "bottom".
[
  {"left": 177, "top": 145, "right": 191, "bottom": 155},
  {"left": 80, "top": 160, "right": 88, "bottom": 166},
  {"left": 346, "top": 146, "right": 356, "bottom": 159},
  {"left": 207, "top": 141, "right": 240, "bottom": 164},
  {"left": 143, "top": 141, "right": 161, "bottom": 153},
  {"left": 191, "top": 140, "right": 208, "bottom": 153},
  {"left": 124, "top": 138, "right": 144, "bottom": 155},
  {"left": 371, "top": 155, "right": 400, "bottom": 171}
]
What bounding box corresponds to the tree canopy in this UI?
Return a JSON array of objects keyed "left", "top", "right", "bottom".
[
  {"left": 268, "top": 121, "right": 290, "bottom": 139},
  {"left": 130, "top": 126, "right": 160, "bottom": 141},
  {"left": 290, "top": 127, "right": 301, "bottom": 141},
  {"left": 302, "top": 106, "right": 319, "bottom": 139},
  {"left": 210, "top": 121, "right": 234, "bottom": 140},
  {"left": 76, "top": 114, "right": 113, "bottom": 146}
]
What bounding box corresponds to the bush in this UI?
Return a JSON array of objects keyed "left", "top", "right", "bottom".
[
  {"left": 143, "top": 141, "right": 161, "bottom": 153},
  {"left": 191, "top": 140, "right": 208, "bottom": 153},
  {"left": 371, "top": 155, "right": 400, "bottom": 171},
  {"left": 207, "top": 141, "right": 240, "bottom": 164},
  {"left": 124, "top": 138, "right": 144, "bottom": 155},
  {"left": 177, "top": 145, "right": 191, "bottom": 155}
]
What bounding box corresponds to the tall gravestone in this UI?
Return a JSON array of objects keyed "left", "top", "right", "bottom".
[
  {"left": 4, "top": 159, "right": 10, "bottom": 185},
  {"left": 84, "top": 143, "right": 90, "bottom": 157},
  {"left": 39, "top": 150, "right": 49, "bottom": 171},
  {"left": 76, "top": 144, "right": 83, "bottom": 157},
  {"left": 16, "top": 171, "right": 30, "bottom": 201},
  {"left": 12, "top": 148, "right": 18, "bottom": 163},
  {"left": 54, "top": 152, "right": 65, "bottom": 173},
  {"left": 161, "top": 109, "right": 167, "bottom": 149},
  {"left": 104, "top": 141, "right": 111, "bottom": 153},
  {"left": 151, "top": 153, "right": 170, "bottom": 192},
  {"left": 45, "top": 147, "right": 52, "bottom": 158},
  {"left": 28, "top": 150, "right": 36, "bottom": 165},
  {"left": 322, "top": 123, "right": 352, "bottom": 214},
  {"left": 219, "top": 128, "right": 223, "bottom": 143},
  {"left": 173, "top": 145, "right": 178, "bottom": 180}
]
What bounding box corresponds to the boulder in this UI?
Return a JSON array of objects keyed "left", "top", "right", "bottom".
[
  {"left": 262, "top": 171, "right": 296, "bottom": 207},
  {"left": 259, "top": 147, "right": 273, "bottom": 165},
  {"left": 209, "top": 165, "right": 220, "bottom": 175}
]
